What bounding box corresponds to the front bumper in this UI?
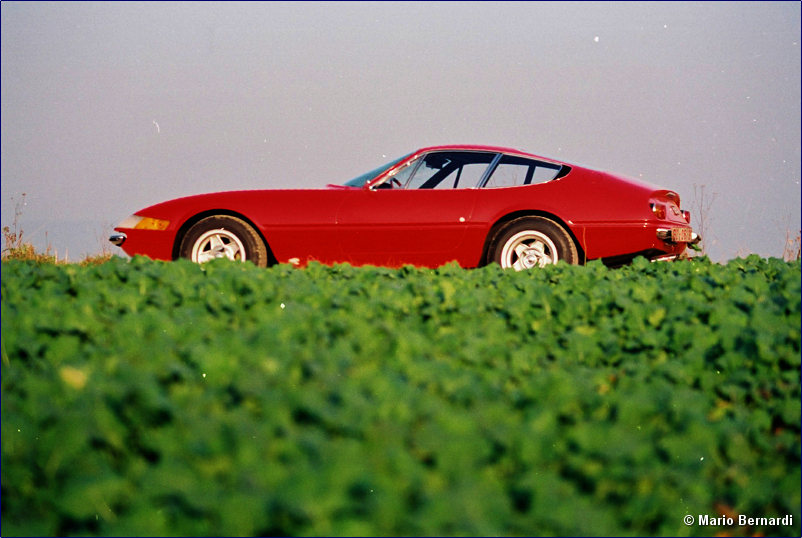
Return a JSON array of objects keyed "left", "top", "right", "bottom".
[{"left": 109, "top": 232, "right": 127, "bottom": 247}]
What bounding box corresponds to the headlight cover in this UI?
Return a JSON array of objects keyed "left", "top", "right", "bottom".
[{"left": 117, "top": 215, "right": 170, "bottom": 231}]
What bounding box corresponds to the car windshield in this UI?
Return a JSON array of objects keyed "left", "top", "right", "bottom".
[{"left": 343, "top": 153, "right": 413, "bottom": 187}]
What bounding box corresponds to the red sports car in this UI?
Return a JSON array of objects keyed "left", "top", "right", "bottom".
[{"left": 109, "top": 145, "right": 699, "bottom": 270}]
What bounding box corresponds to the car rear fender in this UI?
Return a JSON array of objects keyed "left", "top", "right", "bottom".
[{"left": 480, "top": 210, "right": 587, "bottom": 265}]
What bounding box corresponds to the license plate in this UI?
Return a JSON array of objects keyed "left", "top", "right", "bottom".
[{"left": 671, "top": 227, "right": 693, "bottom": 242}]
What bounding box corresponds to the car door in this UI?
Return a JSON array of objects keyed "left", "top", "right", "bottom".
[{"left": 335, "top": 151, "right": 496, "bottom": 267}]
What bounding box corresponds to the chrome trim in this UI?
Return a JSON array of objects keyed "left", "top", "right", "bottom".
[
  {"left": 109, "top": 232, "right": 127, "bottom": 246},
  {"left": 651, "top": 254, "right": 679, "bottom": 262}
]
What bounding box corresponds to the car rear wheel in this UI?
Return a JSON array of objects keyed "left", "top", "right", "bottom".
[
  {"left": 179, "top": 215, "right": 268, "bottom": 267},
  {"left": 489, "top": 216, "right": 578, "bottom": 270}
]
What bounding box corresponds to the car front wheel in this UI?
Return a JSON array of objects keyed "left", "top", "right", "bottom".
[
  {"left": 489, "top": 216, "right": 578, "bottom": 270},
  {"left": 179, "top": 215, "right": 268, "bottom": 267}
]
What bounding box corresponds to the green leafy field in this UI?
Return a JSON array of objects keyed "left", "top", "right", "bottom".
[{"left": 1, "top": 256, "right": 800, "bottom": 536}]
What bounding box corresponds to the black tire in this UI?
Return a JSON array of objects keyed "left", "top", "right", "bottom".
[
  {"left": 488, "top": 216, "right": 579, "bottom": 270},
  {"left": 179, "top": 215, "right": 268, "bottom": 267}
]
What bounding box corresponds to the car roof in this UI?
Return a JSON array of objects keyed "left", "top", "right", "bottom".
[{"left": 414, "top": 144, "right": 569, "bottom": 166}]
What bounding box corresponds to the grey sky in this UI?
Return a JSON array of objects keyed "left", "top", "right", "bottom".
[{"left": 2, "top": 1, "right": 800, "bottom": 262}]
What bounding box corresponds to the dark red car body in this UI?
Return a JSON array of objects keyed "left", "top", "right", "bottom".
[{"left": 110, "top": 145, "right": 697, "bottom": 269}]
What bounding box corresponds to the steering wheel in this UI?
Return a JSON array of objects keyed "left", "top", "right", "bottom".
[{"left": 390, "top": 177, "right": 402, "bottom": 188}]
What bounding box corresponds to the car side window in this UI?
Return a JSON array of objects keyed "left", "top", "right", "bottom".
[
  {"left": 404, "top": 151, "right": 496, "bottom": 189},
  {"left": 383, "top": 157, "right": 420, "bottom": 188},
  {"left": 483, "top": 155, "right": 563, "bottom": 188}
]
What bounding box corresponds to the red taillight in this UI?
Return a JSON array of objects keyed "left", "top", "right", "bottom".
[
  {"left": 682, "top": 210, "right": 691, "bottom": 224},
  {"left": 650, "top": 203, "right": 666, "bottom": 220}
]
